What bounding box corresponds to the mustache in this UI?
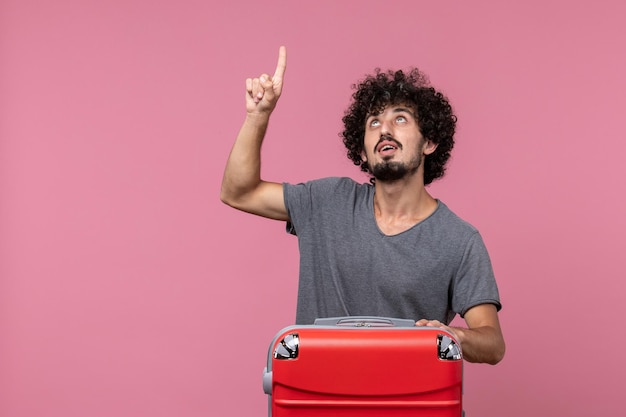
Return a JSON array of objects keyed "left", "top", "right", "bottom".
[{"left": 374, "top": 134, "right": 403, "bottom": 152}]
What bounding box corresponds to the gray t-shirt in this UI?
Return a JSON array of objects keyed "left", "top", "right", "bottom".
[{"left": 284, "top": 177, "right": 501, "bottom": 325}]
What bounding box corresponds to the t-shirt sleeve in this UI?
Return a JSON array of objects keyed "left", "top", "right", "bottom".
[
  {"left": 283, "top": 181, "right": 314, "bottom": 236},
  {"left": 283, "top": 178, "right": 348, "bottom": 236},
  {"left": 451, "top": 232, "right": 502, "bottom": 317}
]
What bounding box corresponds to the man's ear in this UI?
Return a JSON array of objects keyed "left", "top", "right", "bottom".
[
  {"left": 361, "top": 150, "right": 367, "bottom": 163},
  {"left": 423, "top": 140, "right": 438, "bottom": 155}
]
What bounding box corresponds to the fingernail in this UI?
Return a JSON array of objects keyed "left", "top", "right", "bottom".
[{"left": 260, "top": 76, "right": 267, "bottom": 83}]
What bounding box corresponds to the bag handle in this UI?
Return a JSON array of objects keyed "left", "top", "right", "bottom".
[{"left": 313, "top": 316, "right": 416, "bottom": 327}]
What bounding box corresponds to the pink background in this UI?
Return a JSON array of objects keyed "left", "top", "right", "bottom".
[{"left": 1, "top": 1, "right": 625, "bottom": 416}]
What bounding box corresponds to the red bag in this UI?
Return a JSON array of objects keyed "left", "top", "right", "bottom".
[{"left": 263, "top": 316, "right": 463, "bottom": 416}]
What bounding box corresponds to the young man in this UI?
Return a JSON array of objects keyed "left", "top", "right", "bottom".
[{"left": 221, "top": 47, "right": 505, "bottom": 364}]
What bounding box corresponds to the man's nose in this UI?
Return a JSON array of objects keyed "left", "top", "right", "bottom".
[{"left": 380, "top": 120, "right": 392, "bottom": 136}]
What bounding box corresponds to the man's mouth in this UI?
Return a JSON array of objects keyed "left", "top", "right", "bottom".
[{"left": 375, "top": 136, "right": 402, "bottom": 154}]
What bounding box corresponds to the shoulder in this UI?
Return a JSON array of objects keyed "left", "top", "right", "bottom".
[
  {"left": 283, "top": 177, "right": 372, "bottom": 235},
  {"left": 434, "top": 201, "right": 477, "bottom": 229},
  {"left": 429, "top": 201, "right": 481, "bottom": 240},
  {"left": 284, "top": 177, "right": 370, "bottom": 197}
]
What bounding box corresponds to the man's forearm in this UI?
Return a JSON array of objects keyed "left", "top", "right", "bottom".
[{"left": 451, "top": 325, "right": 505, "bottom": 365}]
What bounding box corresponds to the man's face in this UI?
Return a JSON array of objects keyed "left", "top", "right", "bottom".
[{"left": 361, "top": 104, "right": 435, "bottom": 182}]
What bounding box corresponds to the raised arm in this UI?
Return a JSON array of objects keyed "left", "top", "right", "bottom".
[{"left": 220, "top": 46, "right": 289, "bottom": 220}]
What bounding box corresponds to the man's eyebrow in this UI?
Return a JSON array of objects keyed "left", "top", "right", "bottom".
[
  {"left": 392, "top": 107, "right": 416, "bottom": 115},
  {"left": 366, "top": 106, "right": 416, "bottom": 119}
]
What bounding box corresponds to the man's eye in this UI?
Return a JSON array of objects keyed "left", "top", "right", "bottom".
[
  {"left": 396, "top": 116, "right": 407, "bottom": 123},
  {"left": 370, "top": 119, "right": 380, "bottom": 127}
]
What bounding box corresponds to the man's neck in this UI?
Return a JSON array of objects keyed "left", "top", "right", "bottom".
[{"left": 373, "top": 177, "right": 438, "bottom": 235}]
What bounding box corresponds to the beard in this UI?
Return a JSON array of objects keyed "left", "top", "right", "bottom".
[
  {"left": 368, "top": 135, "right": 426, "bottom": 182},
  {"left": 370, "top": 154, "right": 423, "bottom": 182}
]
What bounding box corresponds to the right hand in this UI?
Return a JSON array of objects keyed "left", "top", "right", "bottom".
[{"left": 245, "top": 46, "right": 287, "bottom": 115}]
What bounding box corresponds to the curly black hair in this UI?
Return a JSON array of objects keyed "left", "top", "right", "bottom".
[{"left": 341, "top": 68, "right": 457, "bottom": 185}]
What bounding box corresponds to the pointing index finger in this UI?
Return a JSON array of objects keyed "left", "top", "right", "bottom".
[{"left": 273, "top": 46, "right": 287, "bottom": 81}]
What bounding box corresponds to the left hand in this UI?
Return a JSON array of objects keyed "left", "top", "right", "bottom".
[
  {"left": 415, "top": 319, "right": 463, "bottom": 342},
  {"left": 417, "top": 305, "right": 505, "bottom": 364}
]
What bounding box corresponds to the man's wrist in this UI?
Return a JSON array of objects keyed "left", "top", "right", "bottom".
[
  {"left": 449, "top": 326, "right": 466, "bottom": 344},
  {"left": 245, "top": 111, "right": 271, "bottom": 127}
]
